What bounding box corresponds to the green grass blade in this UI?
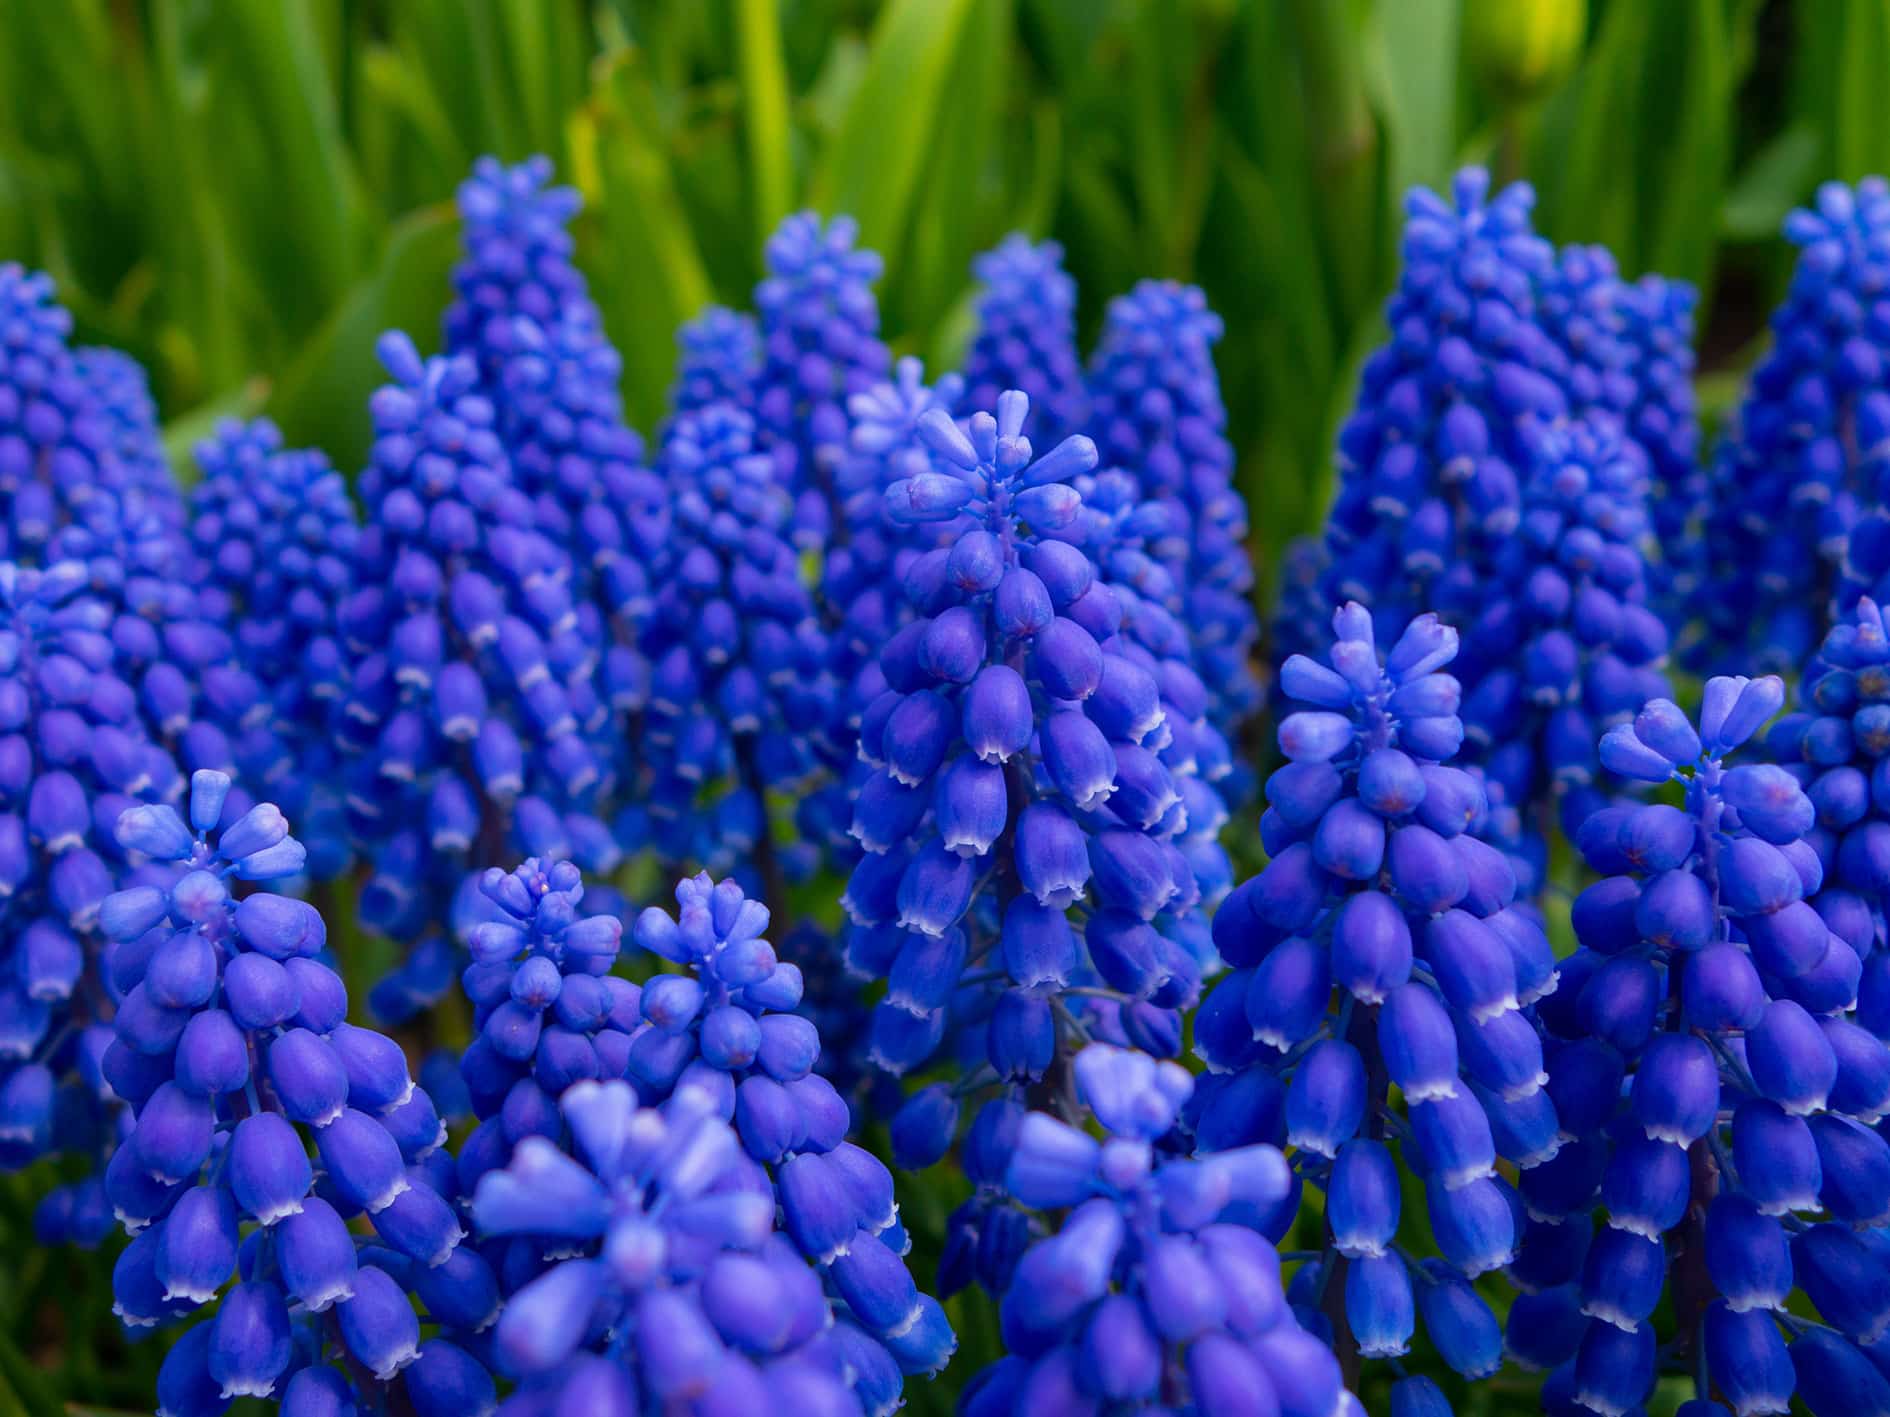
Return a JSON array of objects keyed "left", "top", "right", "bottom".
[
  {"left": 735, "top": 0, "right": 796, "bottom": 247},
  {"left": 811, "top": 0, "right": 978, "bottom": 273}
]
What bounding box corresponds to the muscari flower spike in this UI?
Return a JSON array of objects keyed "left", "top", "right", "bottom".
[
  {"left": 961, "top": 1043, "right": 1352, "bottom": 1417},
  {"left": 97, "top": 769, "right": 490, "bottom": 1413},
  {"left": 335, "top": 330, "right": 618, "bottom": 1019},
  {"left": 617, "top": 399, "right": 834, "bottom": 888},
  {"left": 1086, "top": 279, "right": 1260, "bottom": 759},
  {"left": 841, "top": 388, "right": 1212, "bottom": 1294},
  {"left": 0, "top": 557, "right": 190, "bottom": 1213},
  {"left": 1450, "top": 415, "right": 1672, "bottom": 892},
  {"left": 472, "top": 1080, "right": 878, "bottom": 1416},
  {"left": 672, "top": 305, "right": 763, "bottom": 420},
  {"left": 1537, "top": 245, "right": 1702, "bottom": 624},
  {"left": 188, "top": 417, "right": 358, "bottom": 878},
  {"left": 959, "top": 235, "right": 1088, "bottom": 446},
  {"left": 1197, "top": 601, "right": 1557, "bottom": 1377},
  {"left": 452, "top": 862, "right": 953, "bottom": 1413},
  {"left": 443, "top": 155, "right": 665, "bottom": 656},
  {"left": 753, "top": 212, "right": 893, "bottom": 549},
  {"left": 1518, "top": 674, "right": 1890, "bottom": 1416},
  {"left": 1699, "top": 178, "right": 1890, "bottom": 674},
  {"left": 1769, "top": 597, "right": 1890, "bottom": 994}
]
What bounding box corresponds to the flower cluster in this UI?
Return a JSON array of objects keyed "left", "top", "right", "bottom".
[
  {"left": 1523, "top": 678, "right": 1890, "bottom": 1414},
  {"left": 99, "top": 770, "right": 485, "bottom": 1411},
  {"left": 334, "top": 331, "right": 616, "bottom": 1011},
  {"left": 1769, "top": 597, "right": 1890, "bottom": 980},
  {"left": 1700, "top": 178, "right": 1890, "bottom": 673},
  {"left": 1451, "top": 415, "right": 1672, "bottom": 890},
  {"left": 457, "top": 864, "right": 951, "bottom": 1413},
  {"left": 843, "top": 392, "right": 1205, "bottom": 1092},
  {"left": 1088, "top": 280, "right": 1261, "bottom": 753},
  {"left": 187, "top": 417, "right": 358, "bottom": 876},
  {"left": 962, "top": 1044, "right": 1341, "bottom": 1416},
  {"left": 959, "top": 236, "right": 1087, "bottom": 446},
  {"left": 1538, "top": 247, "right": 1701, "bottom": 619},
  {"left": 1197, "top": 603, "right": 1557, "bottom": 1372},
  {"left": 626, "top": 400, "right": 834, "bottom": 884}
]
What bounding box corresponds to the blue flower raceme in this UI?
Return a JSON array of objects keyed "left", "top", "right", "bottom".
[
  {"left": 0, "top": 560, "right": 188, "bottom": 1207},
  {"left": 335, "top": 331, "right": 616, "bottom": 1017},
  {"left": 462, "top": 866, "right": 952, "bottom": 1414},
  {"left": 188, "top": 417, "right": 358, "bottom": 877},
  {"left": 1087, "top": 279, "right": 1259, "bottom": 751},
  {"left": 622, "top": 400, "right": 834, "bottom": 886},
  {"left": 1451, "top": 416, "right": 1672, "bottom": 891},
  {"left": 1198, "top": 602, "right": 1556, "bottom": 1375},
  {"left": 472, "top": 1081, "right": 860, "bottom": 1414},
  {"left": 839, "top": 389, "right": 1214, "bottom": 1300},
  {"left": 1522, "top": 676, "right": 1890, "bottom": 1414},
  {"left": 959, "top": 236, "right": 1088, "bottom": 447},
  {"left": 1538, "top": 248, "right": 1701, "bottom": 621},
  {"left": 672, "top": 306, "right": 762, "bottom": 419},
  {"left": 962, "top": 1043, "right": 1347, "bottom": 1417},
  {"left": 1700, "top": 179, "right": 1890, "bottom": 673},
  {"left": 99, "top": 770, "right": 485, "bottom": 1411},
  {"left": 1770, "top": 598, "right": 1890, "bottom": 981},
  {"left": 754, "top": 212, "right": 892, "bottom": 548}
]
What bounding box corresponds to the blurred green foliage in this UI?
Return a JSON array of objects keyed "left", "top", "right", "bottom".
[
  {"left": 0, "top": 1, "right": 1876, "bottom": 1411},
  {"left": 0, "top": 0, "right": 1867, "bottom": 596}
]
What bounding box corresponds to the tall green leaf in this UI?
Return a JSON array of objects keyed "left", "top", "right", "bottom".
[{"left": 812, "top": 0, "right": 979, "bottom": 279}]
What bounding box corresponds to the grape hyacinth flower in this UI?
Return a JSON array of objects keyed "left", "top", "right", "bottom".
[
  {"left": 0, "top": 265, "right": 189, "bottom": 561},
  {"left": 472, "top": 1080, "right": 868, "bottom": 1414},
  {"left": 627, "top": 873, "right": 955, "bottom": 1393},
  {"left": 959, "top": 235, "right": 1088, "bottom": 446},
  {"left": 441, "top": 155, "right": 666, "bottom": 668},
  {"left": 1308, "top": 170, "right": 1563, "bottom": 650},
  {"left": 961, "top": 1043, "right": 1346, "bottom": 1417},
  {"left": 1537, "top": 247, "right": 1701, "bottom": 623},
  {"left": 335, "top": 331, "right": 616, "bottom": 1018},
  {"left": 1523, "top": 676, "right": 1890, "bottom": 1414},
  {"left": 1769, "top": 597, "right": 1890, "bottom": 979},
  {"left": 1197, "top": 602, "right": 1556, "bottom": 1377},
  {"left": 753, "top": 212, "right": 893, "bottom": 547},
  {"left": 841, "top": 389, "right": 1210, "bottom": 1293},
  {"left": 188, "top": 417, "right": 358, "bottom": 877},
  {"left": 99, "top": 770, "right": 484, "bottom": 1410},
  {"left": 454, "top": 861, "right": 954, "bottom": 1410},
  {"left": 1452, "top": 416, "right": 1672, "bottom": 891},
  {"left": 1700, "top": 179, "right": 1890, "bottom": 674},
  {"left": 0, "top": 559, "right": 187, "bottom": 1197},
  {"left": 672, "top": 305, "right": 763, "bottom": 419},
  {"left": 451, "top": 854, "right": 634, "bottom": 1156},
  {"left": 1087, "top": 279, "right": 1260, "bottom": 753},
  {"left": 625, "top": 399, "right": 835, "bottom": 891}
]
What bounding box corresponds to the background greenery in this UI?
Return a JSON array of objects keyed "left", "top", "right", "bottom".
[{"left": 0, "top": 0, "right": 1871, "bottom": 1412}]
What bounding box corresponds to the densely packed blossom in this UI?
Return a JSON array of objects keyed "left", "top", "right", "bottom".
[
  {"left": 1523, "top": 677, "right": 1890, "bottom": 1414},
  {"left": 100, "top": 770, "right": 485, "bottom": 1411},
  {"left": 335, "top": 331, "right": 616, "bottom": 1019},
  {"left": 961, "top": 1044, "right": 1339, "bottom": 1416},
  {"left": 619, "top": 399, "right": 834, "bottom": 886},
  {"left": 753, "top": 212, "right": 892, "bottom": 547},
  {"left": 1700, "top": 179, "right": 1890, "bottom": 673},
  {"left": 1538, "top": 248, "right": 1701, "bottom": 618},
  {"left": 840, "top": 389, "right": 1214, "bottom": 1301},
  {"left": 458, "top": 864, "right": 950, "bottom": 1413},
  {"left": 959, "top": 235, "right": 1088, "bottom": 446},
  {"left": 1452, "top": 416, "right": 1672, "bottom": 890},
  {"left": 1088, "top": 279, "right": 1260, "bottom": 749},
  {"left": 1197, "top": 602, "right": 1557, "bottom": 1373},
  {"left": 188, "top": 418, "right": 358, "bottom": 876},
  {"left": 672, "top": 305, "right": 763, "bottom": 419}
]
